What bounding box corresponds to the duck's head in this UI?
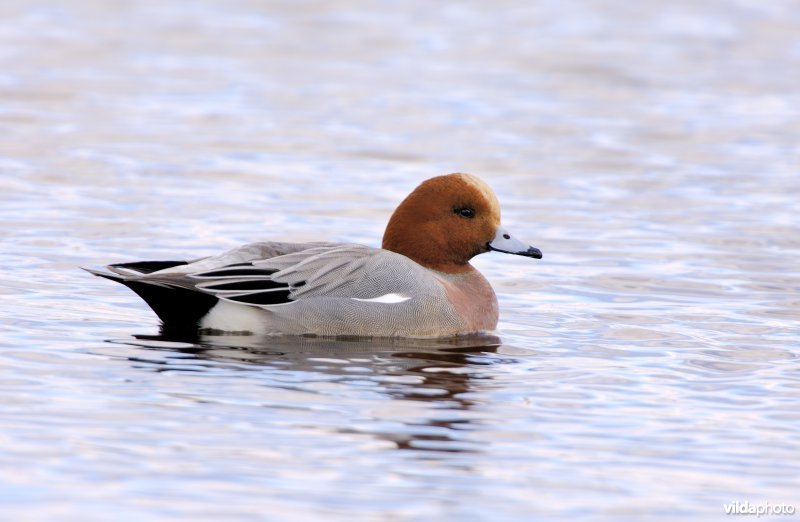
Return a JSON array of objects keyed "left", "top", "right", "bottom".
[{"left": 382, "top": 173, "right": 542, "bottom": 273}]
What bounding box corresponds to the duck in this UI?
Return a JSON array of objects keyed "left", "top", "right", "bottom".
[{"left": 85, "top": 173, "right": 542, "bottom": 337}]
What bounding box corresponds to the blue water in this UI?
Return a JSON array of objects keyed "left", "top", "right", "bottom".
[{"left": 1, "top": 1, "right": 798, "bottom": 520}]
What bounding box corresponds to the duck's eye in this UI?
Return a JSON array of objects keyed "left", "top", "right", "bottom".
[{"left": 455, "top": 207, "right": 475, "bottom": 219}]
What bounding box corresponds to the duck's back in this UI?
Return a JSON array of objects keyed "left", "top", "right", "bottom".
[
  {"left": 197, "top": 244, "right": 468, "bottom": 337},
  {"left": 89, "top": 242, "right": 476, "bottom": 337}
]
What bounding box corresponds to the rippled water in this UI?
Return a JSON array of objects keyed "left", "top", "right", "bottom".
[{"left": 2, "top": 1, "right": 799, "bottom": 520}]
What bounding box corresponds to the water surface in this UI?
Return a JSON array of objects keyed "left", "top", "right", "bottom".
[{"left": 1, "top": 1, "right": 798, "bottom": 520}]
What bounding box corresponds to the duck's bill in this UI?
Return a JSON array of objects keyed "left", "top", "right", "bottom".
[{"left": 488, "top": 227, "right": 542, "bottom": 259}]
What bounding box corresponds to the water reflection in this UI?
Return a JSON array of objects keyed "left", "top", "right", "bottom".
[{"left": 109, "top": 332, "right": 505, "bottom": 453}]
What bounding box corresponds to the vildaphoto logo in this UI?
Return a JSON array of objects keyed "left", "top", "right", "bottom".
[{"left": 724, "top": 501, "right": 796, "bottom": 517}]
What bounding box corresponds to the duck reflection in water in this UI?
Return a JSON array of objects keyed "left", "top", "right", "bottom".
[{"left": 110, "top": 330, "right": 512, "bottom": 454}]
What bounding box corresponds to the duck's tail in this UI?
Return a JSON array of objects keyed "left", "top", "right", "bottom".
[{"left": 83, "top": 263, "right": 219, "bottom": 329}]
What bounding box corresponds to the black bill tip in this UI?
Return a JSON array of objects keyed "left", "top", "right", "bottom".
[{"left": 524, "top": 247, "right": 543, "bottom": 259}]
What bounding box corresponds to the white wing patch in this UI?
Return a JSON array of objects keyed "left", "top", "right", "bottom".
[{"left": 351, "top": 293, "right": 411, "bottom": 304}]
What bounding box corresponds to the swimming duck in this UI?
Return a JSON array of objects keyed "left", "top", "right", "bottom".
[{"left": 86, "top": 173, "right": 542, "bottom": 337}]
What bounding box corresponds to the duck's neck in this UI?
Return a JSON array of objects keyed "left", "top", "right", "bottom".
[
  {"left": 384, "top": 242, "right": 476, "bottom": 274},
  {"left": 383, "top": 219, "right": 475, "bottom": 274}
]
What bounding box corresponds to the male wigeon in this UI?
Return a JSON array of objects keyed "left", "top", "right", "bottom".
[{"left": 86, "top": 173, "right": 542, "bottom": 337}]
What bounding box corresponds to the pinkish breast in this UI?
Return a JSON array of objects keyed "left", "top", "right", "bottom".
[{"left": 437, "top": 267, "right": 499, "bottom": 333}]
